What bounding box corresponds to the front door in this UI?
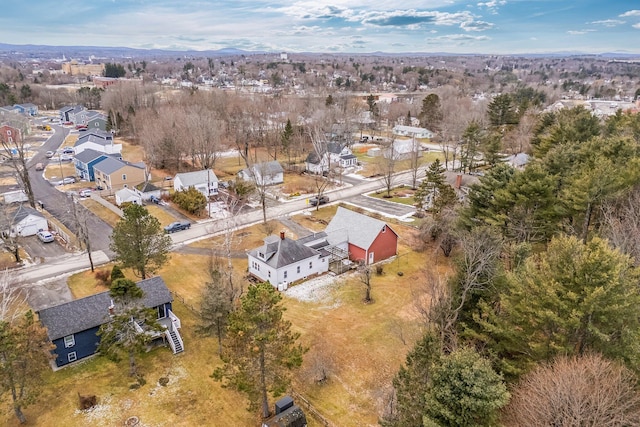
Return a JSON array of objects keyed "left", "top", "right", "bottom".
[{"left": 368, "top": 251, "right": 374, "bottom": 265}]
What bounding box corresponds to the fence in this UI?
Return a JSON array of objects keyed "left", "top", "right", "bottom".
[
  {"left": 170, "top": 291, "right": 199, "bottom": 315},
  {"left": 290, "top": 390, "right": 337, "bottom": 427}
]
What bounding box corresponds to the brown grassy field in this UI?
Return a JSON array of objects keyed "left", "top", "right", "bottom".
[
  {"left": 1, "top": 211, "right": 445, "bottom": 426},
  {"left": 79, "top": 199, "right": 122, "bottom": 227}
]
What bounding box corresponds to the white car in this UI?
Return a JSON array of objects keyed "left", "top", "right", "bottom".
[
  {"left": 36, "top": 230, "right": 54, "bottom": 243},
  {"left": 79, "top": 189, "right": 92, "bottom": 198}
]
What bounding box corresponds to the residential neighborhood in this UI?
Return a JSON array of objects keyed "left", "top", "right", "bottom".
[{"left": 0, "top": 38, "right": 640, "bottom": 427}]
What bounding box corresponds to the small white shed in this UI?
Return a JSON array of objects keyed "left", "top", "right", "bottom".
[{"left": 115, "top": 188, "right": 142, "bottom": 206}]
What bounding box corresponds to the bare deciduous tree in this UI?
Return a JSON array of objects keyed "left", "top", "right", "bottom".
[
  {"left": 503, "top": 354, "right": 640, "bottom": 427},
  {"left": 0, "top": 119, "right": 35, "bottom": 208},
  {"left": 357, "top": 261, "right": 373, "bottom": 303},
  {"left": 600, "top": 186, "right": 640, "bottom": 266}
]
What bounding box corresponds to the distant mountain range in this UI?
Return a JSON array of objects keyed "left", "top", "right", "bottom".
[{"left": 0, "top": 43, "right": 638, "bottom": 60}]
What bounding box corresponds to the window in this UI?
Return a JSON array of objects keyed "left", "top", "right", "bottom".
[
  {"left": 6, "top": 130, "right": 11, "bottom": 135},
  {"left": 382, "top": 225, "right": 386, "bottom": 233},
  {"left": 68, "top": 352, "right": 77, "bottom": 362},
  {"left": 296, "top": 266, "right": 301, "bottom": 274},
  {"left": 122, "top": 174, "right": 127, "bottom": 180},
  {"left": 309, "top": 261, "right": 313, "bottom": 269},
  {"left": 64, "top": 334, "right": 75, "bottom": 348},
  {"left": 284, "top": 271, "right": 288, "bottom": 279}
]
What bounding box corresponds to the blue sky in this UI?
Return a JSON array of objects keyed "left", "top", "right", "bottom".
[{"left": 2, "top": 1, "right": 639, "bottom": 54}]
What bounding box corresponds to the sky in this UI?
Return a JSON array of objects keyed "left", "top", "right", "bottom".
[{"left": 2, "top": 0, "right": 639, "bottom": 54}]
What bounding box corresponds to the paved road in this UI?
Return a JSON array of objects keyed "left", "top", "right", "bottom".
[
  {"left": 345, "top": 194, "right": 416, "bottom": 217},
  {"left": 27, "top": 124, "right": 115, "bottom": 257}
]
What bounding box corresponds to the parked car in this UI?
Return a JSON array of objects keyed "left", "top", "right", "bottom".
[
  {"left": 79, "top": 189, "right": 92, "bottom": 198},
  {"left": 309, "top": 195, "right": 330, "bottom": 206},
  {"left": 149, "top": 195, "right": 161, "bottom": 204},
  {"left": 62, "top": 177, "right": 76, "bottom": 185},
  {"left": 35, "top": 163, "right": 44, "bottom": 171},
  {"left": 36, "top": 230, "right": 54, "bottom": 243},
  {"left": 60, "top": 154, "right": 73, "bottom": 162},
  {"left": 62, "top": 147, "right": 75, "bottom": 154},
  {"left": 164, "top": 221, "right": 191, "bottom": 233},
  {"left": 45, "top": 150, "right": 54, "bottom": 158}
]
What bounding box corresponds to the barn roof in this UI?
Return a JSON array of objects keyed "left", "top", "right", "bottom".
[{"left": 324, "top": 206, "right": 396, "bottom": 250}]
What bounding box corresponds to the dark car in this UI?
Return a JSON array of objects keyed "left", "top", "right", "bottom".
[
  {"left": 309, "top": 195, "right": 330, "bottom": 206},
  {"left": 164, "top": 221, "right": 191, "bottom": 233}
]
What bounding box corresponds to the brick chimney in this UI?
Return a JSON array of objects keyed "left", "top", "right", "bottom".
[
  {"left": 280, "top": 231, "right": 285, "bottom": 240},
  {"left": 455, "top": 174, "right": 462, "bottom": 189}
]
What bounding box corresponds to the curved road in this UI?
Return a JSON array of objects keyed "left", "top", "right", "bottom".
[{"left": 28, "top": 124, "right": 115, "bottom": 257}]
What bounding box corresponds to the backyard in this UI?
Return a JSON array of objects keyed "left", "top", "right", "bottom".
[{"left": 1, "top": 209, "right": 445, "bottom": 426}]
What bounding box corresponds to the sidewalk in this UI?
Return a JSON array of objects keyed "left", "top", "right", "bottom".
[{"left": 16, "top": 250, "right": 111, "bottom": 284}]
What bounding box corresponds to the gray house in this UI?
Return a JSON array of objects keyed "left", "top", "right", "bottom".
[
  {"left": 74, "top": 148, "right": 121, "bottom": 181},
  {"left": 238, "top": 161, "right": 284, "bottom": 186},
  {"left": 2, "top": 205, "right": 48, "bottom": 237},
  {"left": 37, "top": 276, "right": 183, "bottom": 368},
  {"left": 174, "top": 169, "right": 218, "bottom": 197}
]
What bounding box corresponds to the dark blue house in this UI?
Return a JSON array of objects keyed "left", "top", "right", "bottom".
[{"left": 37, "top": 276, "right": 183, "bottom": 368}]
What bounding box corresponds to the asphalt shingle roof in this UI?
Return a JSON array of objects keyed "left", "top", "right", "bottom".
[
  {"left": 324, "top": 206, "right": 395, "bottom": 250},
  {"left": 175, "top": 169, "right": 218, "bottom": 187},
  {"left": 37, "top": 277, "right": 172, "bottom": 340},
  {"left": 93, "top": 157, "right": 144, "bottom": 175},
  {"left": 249, "top": 235, "right": 320, "bottom": 269},
  {"left": 74, "top": 148, "right": 107, "bottom": 164}
]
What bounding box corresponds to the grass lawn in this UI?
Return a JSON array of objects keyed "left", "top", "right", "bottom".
[
  {"left": 3, "top": 209, "right": 444, "bottom": 426},
  {"left": 368, "top": 185, "right": 418, "bottom": 206},
  {"left": 44, "top": 161, "right": 76, "bottom": 181},
  {"left": 189, "top": 220, "right": 291, "bottom": 250},
  {"left": 146, "top": 205, "right": 179, "bottom": 227},
  {"left": 79, "top": 199, "right": 122, "bottom": 227}
]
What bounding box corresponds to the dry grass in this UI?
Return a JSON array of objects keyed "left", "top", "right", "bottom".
[
  {"left": 1, "top": 210, "right": 445, "bottom": 426},
  {"left": 44, "top": 161, "right": 76, "bottom": 181},
  {"left": 119, "top": 139, "right": 145, "bottom": 163},
  {"left": 214, "top": 155, "right": 245, "bottom": 180},
  {"left": 0, "top": 176, "right": 17, "bottom": 186},
  {"left": 281, "top": 173, "right": 333, "bottom": 196},
  {"left": 146, "top": 205, "right": 178, "bottom": 227},
  {"left": 79, "top": 199, "right": 122, "bottom": 227},
  {"left": 189, "top": 220, "right": 291, "bottom": 250}
]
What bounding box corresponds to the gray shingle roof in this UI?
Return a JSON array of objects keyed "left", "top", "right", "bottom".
[
  {"left": 93, "top": 157, "right": 144, "bottom": 175},
  {"left": 37, "top": 276, "right": 172, "bottom": 340},
  {"left": 249, "top": 235, "right": 320, "bottom": 268},
  {"left": 74, "top": 148, "right": 107, "bottom": 164},
  {"left": 324, "top": 207, "right": 396, "bottom": 250},
  {"left": 175, "top": 169, "right": 218, "bottom": 187},
  {"left": 74, "top": 135, "right": 113, "bottom": 147},
  {"left": 10, "top": 204, "right": 44, "bottom": 224},
  {"left": 77, "top": 129, "right": 112, "bottom": 142}
]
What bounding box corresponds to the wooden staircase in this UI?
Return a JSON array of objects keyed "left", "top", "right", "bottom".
[{"left": 165, "top": 328, "right": 184, "bottom": 354}]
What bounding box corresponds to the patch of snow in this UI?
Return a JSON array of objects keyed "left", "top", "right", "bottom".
[{"left": 284, "top": 273, "right": 343, "bottom": 306}]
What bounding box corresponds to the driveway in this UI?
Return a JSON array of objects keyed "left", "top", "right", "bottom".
[
  {"left": 344, "top": 194, "right": 416, "bottom": 218},
  {"left": 20, "top": 234, "right": 67, "bottom": 260}
]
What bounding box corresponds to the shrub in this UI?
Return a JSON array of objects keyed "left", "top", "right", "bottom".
[
  {"left": 110, "top": 265, "right": 125, "bottom": 282},
  {"left": 94, "top": 269, "right": 111, "bottom": 287},
  {"left": 376, "top": 265, "right": 384, "bottom": 275},
  {"left": 172, "top": 186, "right": 207, "bottom": 215}
]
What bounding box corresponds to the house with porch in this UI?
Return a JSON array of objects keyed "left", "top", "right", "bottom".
[
  {"left": 324, "top": 207, "right": 398, "bottom": 265},
  {"left": 305, "top": 142, "right": 357, "bottom": 175},
  {"left": 247, "top": 231, "right": 331, "bottom": 289},
  {"left": 36, "top": 276, "right": 183, "bottom": 368},
  {"left": 247, "top": 208, "right": 399, "bottom": 288},
  {"left": 174, "top": 169, "right": 218, "bottom": 198}
]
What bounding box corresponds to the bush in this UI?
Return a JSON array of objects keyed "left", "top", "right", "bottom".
[
  {"left": 94, "top": 269, "right": 111, "bottom": 287},
  {"left": 110, "top": 265, "right": 125, "bottom": 282},
  {"left": 172, "top": 186, "right": 207, "bottom": 215},
  {"left": 376, "top": 265, "right": 384, "bottom": 275}
]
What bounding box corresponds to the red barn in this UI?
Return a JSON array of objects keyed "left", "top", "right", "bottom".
[{"left": 325, "top": 207, "right": 398, "bottom": 265}]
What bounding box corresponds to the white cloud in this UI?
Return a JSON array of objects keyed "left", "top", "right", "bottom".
[
  {"left": 424, "top": 34, "right": 491, "bottom": 45},
  {"left": 620, "top": 10, "right": 640, "bottom": 17},
  {"left": 461, "top": 20, "right": 494, "bottom": 31},
  {"left": 567, "top": 29, "right": 595, "bottom": 35},
  {"left": 634, "top": 23, "right": 640, "bottom": 29},
  {"left": 589, "top": 19, "right": 624, "bottom": 27},
  {"left": 477, "top": 0, "right": 507, "bottom": 14}
]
